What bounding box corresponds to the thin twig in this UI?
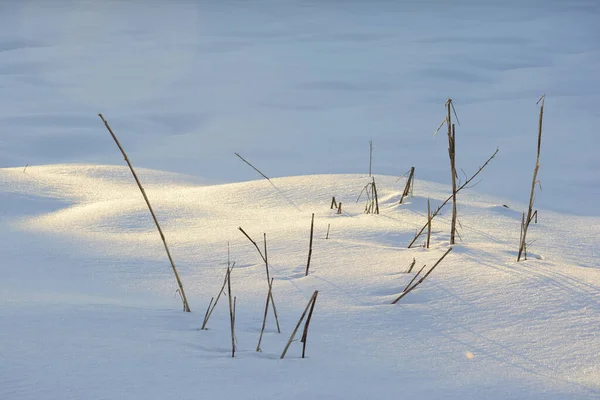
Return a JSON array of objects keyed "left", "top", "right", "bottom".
[
  {"left": 256, "top": 278, "right": 274, "bottom": 352},
  {"left": 406, "top": 258, "right": 417, "bottom": 274},
  {"left": 281, "top": 291, "right": 319, "bottom": 359},
  {"left": 238, "top": 227, "right": 280, "bottom": 333},
  {"left": 201, "top": 262, "right": 236, "bottom": 330},
  {"left": 227, "top": 266, "right": 235, "bottom": 358},
  {"left": 235, "top": 152, "right": 271, "bottom": 181},
  {"left": 305, "top": 213, "right": 315, "bottom": 276},
  {"left": 98, "top": 113, "right": 191, "bottom": 312},
  {"left": 408, "top": 148, "right": 499, "bottom": 248},
  {"left": 518, "top": 95, "right": 545, "bottom": 261},
  {"left": 301, "top": 293, "right": 319, "bottom": 359},
  {"left": 392, "top": 248, "right": 452, "bottom": 304},
  {"left": 402, "top": 264, "right": 427, "bottom": 293},
  {"left": 399, "top": 167, "right": 415, "bottom": 204}
]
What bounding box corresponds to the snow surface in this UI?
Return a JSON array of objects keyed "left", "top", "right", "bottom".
[
  {"left": 1, "top": 1, "right": 600, "bottom": 399},
  {"left": 1, "top": 166, "right": 599, "bottom": 399}
]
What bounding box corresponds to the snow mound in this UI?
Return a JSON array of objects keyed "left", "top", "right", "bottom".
[{"left": 1, "top": 164, "right": 599, "bottom": 399}]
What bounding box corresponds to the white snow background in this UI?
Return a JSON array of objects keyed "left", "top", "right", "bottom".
[{"left": 1, "top": 1, "right": 599, "bottom": 399}]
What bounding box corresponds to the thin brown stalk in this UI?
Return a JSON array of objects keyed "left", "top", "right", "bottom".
[
  {"left": 234, "top": 152, "right": 271, "bottom": 181},
  {"left": 518, "top": 95, "right": 545, "bottom": 261},
  {"left": 227, "top": 267, "right": 235, "bottom": 358},
  {"left": 256, "top": 278, "right": 274, "bottom": 352},
  {"left": 406, "top": 258, "right": 417, "bottom": 273},
  {"left": 402, "top": 264, "right": 427, "bottom": 294},
  {"left": 301, "top": 292, "right": 319, "bottom": 359},
  {"left": 427, "top": 198, "right": 432, "bottom": 248},
  {"left": 392, "top": 248, "right": 452, "bottom": 304},
  {"left": 238, "top": 227, "right": 280, "bottom": 333},
  {"left": 372, "top": 177, "right": 379, "bottom": 214},
  {"left": 264, "top": 233, "right": 281, "bottom": 333},
  {"left": 202, "top": 297, "right": 214, "bottom": 329},
  {"left": 305, "top": 213, "right": 315, "bottom": 276},
  {"left": 408, "top": 148, "right": 499, "bottom": 248},
  {"left": 201, "top": 262, "right": 236, "bottom": 330},
  {"left": 98, "top": 113, "right": 190, "bottom": 312},
  {"left": 449, "top": 120, "right": 458, "bottom": 244},
  {"left": 399, "top": 167, "right": 415, "bottom": 204},
  {"left": 280, "top": 291, "right": 319, "bottom": 359}
]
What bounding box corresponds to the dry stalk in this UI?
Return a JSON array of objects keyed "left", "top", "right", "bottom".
[
  {"left": 392, "top": 248, "right": 452, "bottom": 304},
  {"left": 201, "top": 262, "right": 236, "bottom": 330},
  {"left": 238, "top": 227, "right": 281, "bottom": 332},
  {"left": 357, "top": 177, "right": 380, "bottom": 214},
  {"left": 202, "top": 297, "right": 214, "bottom": 328},
  {"left": 227, "top": 267, "right": 235, "bottom": 358},
  {"left": 256, "top": 278, "right": 274, "bottom": 352},
  {"left": 406, "top": 258, "right": 417, "bottom": 273},
  {"left": 449, "top": 118, "right": 458, "bottom": 244},
  {"left": 330, "top": 196, "right": 337, "bottom": 210},
  {"left": 408, "top": 148, "right": 499, "bottom": 248},
  {"left": 301, "top": 293, "right": 318, "bottom": 359},
  {"left": 402, "top": 264, "right": 427, "bottom": 293},
  {"left": 98, "top": 113, "right": 191, "bottom": 312},
  {"left": 305, "top": 213, "right": 315, "bottom": 276},
  {"left": 399, "top": 167, "right": 415, "bottom": 204},
  {"left": 426, "top": 198, "right": 432, "bottom": 249},
  {"left": 280, "top": 291, "right": 319, "bottom": 359},
  {"left": 518, "top": 95, "right": 545, "bottom": 261}
]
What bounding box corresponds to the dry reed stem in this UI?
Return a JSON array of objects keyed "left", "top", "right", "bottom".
[
  {"left": 238, "top": 227, "right": 280, "bottom": 332},
  {"left": 408, "top": 148, "right": 499, "bottom": 248},
  {"left": 301, "top": 292, "right": 319, "bottom": 359},
  {"left": 427, "top": 198, "right": 432, "bottom": 248},
  {"left": 201, "top": 262, "right": 236, "bottom": 330},
  {"left": 401, "top": 264, "right": 427, "bottom": 294},
  {"left": 392, "top": 248, "right": 452, "bottom": 304},
  {"left": 399, "top": 167, "right": 415, "bottom": 204},
  {"left": 305, "top": 213, "right": 315, "bottom": 276},
  {"left": 227, "top": 267, "right": 235, "bottom": 358},
  {"left": 234, "top": 152, "right": 271, "bottom": 181},
  {"left": 98, "top": 113, "right": 191, "bottom": 312},
  {"left": 518, "top": 95, "right": 545, "bottom": 261},
  {"left": 202, "top": 297, "right": 214, "bottom": 329},
  {"left": 280, "top": 291, "right": 319, "bottom": 359},
  {"left": 256, "top": 278, "right": 274, "bottom": 352},
  {"left": 407, "top": 258, "right": 417, "bottom": 273},
  {"left": 449, "top": 119, "right": 458, "bottom": 244}
]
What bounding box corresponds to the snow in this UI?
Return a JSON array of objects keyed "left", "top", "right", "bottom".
[{"left": 1, "top": 1, "right": 600, "bottom": 399}]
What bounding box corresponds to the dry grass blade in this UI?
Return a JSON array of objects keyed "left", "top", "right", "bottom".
[
  {"left": 256, "top": 278, "right": 274, "bottom": 352},
  {"left": 201, "top": 262, "right": 236, "bottom": 330},
  {"left": 281, "top": 291, "right": 319, "bottom": 359},
  {"left": 238, "top": 227, "right": 280, "bottom": 333},
  {"left": 399, "top": 167, "right": 415, "bottom": 204},
  {"left": 392, "top": 248, "right": 452, "bottom": 304},
  {"left": 305, "top": 213, "right": 315, "bottom": 276},
  {"left": 98, "top": 113, "right": 191, "bottom": 312},
  {"left": 408, "top": 148, "right": 499, "bottom": 248},
  {"left": 518, "top": 95, "right": 545, "bottom": 261}
]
